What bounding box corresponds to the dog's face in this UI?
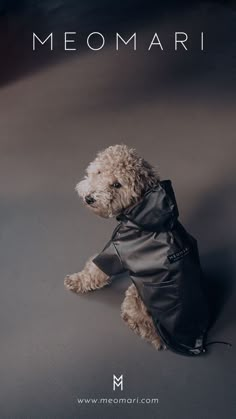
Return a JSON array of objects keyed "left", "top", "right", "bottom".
[{"left": 76, "top": 145, "right": 159, "bottom": 218}]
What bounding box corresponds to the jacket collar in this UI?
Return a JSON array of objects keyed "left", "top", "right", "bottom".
[{"left": 117, "top": 180, "right": 179, "bottom": 232}]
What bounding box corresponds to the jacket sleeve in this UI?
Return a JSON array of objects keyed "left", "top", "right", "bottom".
[{"left": 93, "top": 240, "right": 124, "bottom": 277}]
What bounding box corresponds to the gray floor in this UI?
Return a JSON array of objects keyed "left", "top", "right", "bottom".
[{"left": 0, "top": 10, "right": 236, "bottom": 418}]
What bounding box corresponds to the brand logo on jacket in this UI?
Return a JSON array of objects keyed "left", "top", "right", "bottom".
[{"left": 168, "top": 247, "right": 190, "bottom": 263}]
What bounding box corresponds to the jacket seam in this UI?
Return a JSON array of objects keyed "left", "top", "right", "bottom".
[{"left": 112, "top": 242, "right": 125, "bottom": 272}]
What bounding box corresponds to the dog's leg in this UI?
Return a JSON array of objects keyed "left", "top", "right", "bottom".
[
  {"left": 121, "top": 284, "right": 165, "bottom": 350},
  {"left": 64, "top": 256, "right": 109, "bottom": 293}
]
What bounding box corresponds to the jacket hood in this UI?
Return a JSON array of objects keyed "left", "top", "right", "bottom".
[{"left": 117, "top": 180, "right": 179, "bottom": 232}]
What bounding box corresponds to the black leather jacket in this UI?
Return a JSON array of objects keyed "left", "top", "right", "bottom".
[{"left": 93, "top": 180, "right": 210, "bottom": 356}]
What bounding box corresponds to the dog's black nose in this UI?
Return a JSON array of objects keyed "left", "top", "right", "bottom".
[{"left": 85, "top": 195, "right": 95, "bottom": 205}]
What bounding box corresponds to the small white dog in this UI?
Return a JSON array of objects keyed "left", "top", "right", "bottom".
[{"left": 64, "top": 144, "right": 209, "bottom": 356}]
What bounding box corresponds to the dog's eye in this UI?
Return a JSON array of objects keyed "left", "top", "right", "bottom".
[{"left": 112, "top": 181, "right": 122, "bottom": 189}]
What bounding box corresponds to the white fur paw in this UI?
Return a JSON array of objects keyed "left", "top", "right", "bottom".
[
  {"left": 64, "top": 273, "right": 83, "bottom": 293},
  {"left": 152, "top": 339, "right": 166, "bottom": 351}
]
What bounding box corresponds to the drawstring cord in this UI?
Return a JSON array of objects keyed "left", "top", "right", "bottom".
[{"left": 205, "top": 340, "right": 232, "bottom": 349}]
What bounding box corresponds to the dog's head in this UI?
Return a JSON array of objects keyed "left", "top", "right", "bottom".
[{"left": 76, "top": 145, "right": 159, "bottom": 218}]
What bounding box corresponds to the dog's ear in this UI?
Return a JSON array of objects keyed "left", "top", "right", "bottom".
[{"left": 134, "top": 157, "right": 160, "bottom": 195}]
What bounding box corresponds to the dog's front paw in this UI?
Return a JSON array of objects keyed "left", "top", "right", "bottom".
[
  {"left": 64, "top": 273, "right": 83, "bottom": 293},
  {"left": 152, "top": 338, "right": 167, "bottom": 351}
]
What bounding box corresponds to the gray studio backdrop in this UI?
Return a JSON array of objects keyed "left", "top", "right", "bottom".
[{"left": 0, "top": 2, "right": 235, "bottom": 419}]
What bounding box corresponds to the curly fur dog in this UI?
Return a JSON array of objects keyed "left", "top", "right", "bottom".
[{"left": 64, "top": 144, "right": 163, "bottom": 349}]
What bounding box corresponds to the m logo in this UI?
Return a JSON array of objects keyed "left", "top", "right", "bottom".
[{"left": 113, "top": 374, "right": 123, "bottom": 391}]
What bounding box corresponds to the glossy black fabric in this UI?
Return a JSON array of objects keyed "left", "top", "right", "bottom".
[{"left": 93, "top": 181, "right": 210, "bottom": 356}]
